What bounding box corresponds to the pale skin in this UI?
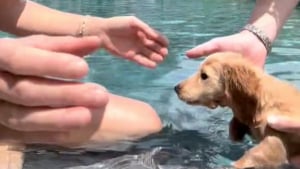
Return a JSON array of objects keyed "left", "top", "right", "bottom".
[
  {"left": 185, "top": 0, "right": 300, "bottom": 165},
  {"left": 0, "top": 0, "right": 169, "bottom": 145}
]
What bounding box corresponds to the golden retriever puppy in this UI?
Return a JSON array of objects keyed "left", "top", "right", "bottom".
[{"left": 175, "top": 52, "right": 300, "bottom": 169}]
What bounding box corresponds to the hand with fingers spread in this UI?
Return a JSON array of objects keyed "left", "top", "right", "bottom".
[
  {"left": 93, "top": 16, "right": 169, "bottom": 68},
  {"left": 0, "top": 35, "right": 109, "bottom": 138}
]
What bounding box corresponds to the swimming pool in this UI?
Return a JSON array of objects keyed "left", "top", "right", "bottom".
[{"left": 8, "top": 0, "right": 300, "bottom": 168}]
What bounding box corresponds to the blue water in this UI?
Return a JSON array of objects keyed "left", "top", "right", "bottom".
[{"left": 2, "top": 0, "right": 300, "bottom": 168}]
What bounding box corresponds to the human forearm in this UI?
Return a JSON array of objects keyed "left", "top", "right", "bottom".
[
  {"left": 0, "top": 0, "right": 169, "bottom": 69},
  {"left": 245, "top": 0, "right": 299, "bottom": 43},
  {"left": 0, "top": 0, "right": 90, "bottom": 36}
]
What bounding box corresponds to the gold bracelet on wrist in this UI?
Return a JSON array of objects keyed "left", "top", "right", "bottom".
[
  {"left": 77, "top": 15, "right": 90, "bottom": 37},
  {"left": 243, "top": 24, "right": 272, "bottom": 55}
]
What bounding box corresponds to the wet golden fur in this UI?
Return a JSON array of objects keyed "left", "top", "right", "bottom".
[{"left": 175, "top": 52, "right": 300, "bottom": 168}]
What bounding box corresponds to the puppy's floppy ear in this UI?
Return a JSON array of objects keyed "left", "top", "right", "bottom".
[
  {"left": 221, "top": 63, "right": 261, "bottom": 123},
  {"left": 221, "top": 63, "right": 260, "bottom": 97}
]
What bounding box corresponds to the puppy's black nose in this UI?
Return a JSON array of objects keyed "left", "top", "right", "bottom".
[{"left": 174, "top": 84, "right": 181, "bottom": 94}]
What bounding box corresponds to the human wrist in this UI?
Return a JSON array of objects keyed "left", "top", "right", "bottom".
[
  {"left": 239, "top": 30, "right": 268, "bottom": 58},
  {"left": 76, "top": 16, "right": 106, "bottom": 37},
  {"left": 242, "top": 24, "right": 272, "bottom": 55},
  {"left": 245, "top": 0, "right": 285, "bottom": 45},
  {"left": 246, "top": 19, "right": 279, "bottom": 44}
]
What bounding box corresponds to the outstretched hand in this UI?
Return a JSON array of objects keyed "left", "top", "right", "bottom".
[
  {"left": 97, "top": 16, "right": 169, "bottom": 69},
  {"left": 186, "top": 31, "right": 268, "bottom": 68}
]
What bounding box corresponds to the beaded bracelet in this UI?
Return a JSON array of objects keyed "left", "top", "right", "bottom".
[{"left": 243, "top": 24, "right": 272, "bottom": 55}]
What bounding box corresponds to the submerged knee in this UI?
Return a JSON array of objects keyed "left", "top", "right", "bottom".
[
  {"left": 139, "top": 102, "right": 163, "bottom": 135},
  {"left": 122, "top": 101, "right": 162, "bottom": 140},
  {"left": 95, "top": 94, "right": 163, "bottom": 142}
]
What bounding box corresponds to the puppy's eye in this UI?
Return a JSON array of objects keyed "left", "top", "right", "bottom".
[{"left": 200, "top": 72, "right": 208, "bottom": 80}]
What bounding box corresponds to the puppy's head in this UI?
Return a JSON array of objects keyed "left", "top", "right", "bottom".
[{"left": 174, "top": 52, "right": 260, "bottom": 109}]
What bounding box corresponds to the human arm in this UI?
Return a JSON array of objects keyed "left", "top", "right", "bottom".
[
  {"left": 0, "top": 0, "right": 169, "bottom": 69},
  {"left": 0, "top": 0, "right": 83, "bottom": 36},
  {"left": 186, "top": 0, "right": 300, "bottom": 68}
]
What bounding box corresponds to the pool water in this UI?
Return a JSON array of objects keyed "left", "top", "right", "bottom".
[{"left": 4, "top": 0, "right": 300, "bottom": 168}]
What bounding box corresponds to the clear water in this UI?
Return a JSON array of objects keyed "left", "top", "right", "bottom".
[{"left": 2, "top": 0, "right": 300, "bottom": 168}]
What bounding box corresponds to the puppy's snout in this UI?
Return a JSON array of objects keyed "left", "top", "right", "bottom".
[{"left": 174, "top": 84, "right": 181, "bottom": 94}]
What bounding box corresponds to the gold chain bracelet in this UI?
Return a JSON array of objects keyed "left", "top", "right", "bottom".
[
  {"left": 77, "top": 15, "right": 90, "bottom": 37},
  {"left": 243, "top": 24, "right": 272, "bottom": 55}
]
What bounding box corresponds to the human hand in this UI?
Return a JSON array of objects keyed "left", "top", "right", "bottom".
[
  {"left": 90, "top": 16, "right": 169, "bottom": 69},
  {"left": 267, "top": 115, "right": 300, "bottom": 166},
  {"left": 186, "top": 30, "right": 268, "bottom": 68},
  {"left": 268, "top": 115, "right": 300, "bottom": 134},
  {"left": 0, "top": 35, "right": 109, "bottom": 143}
]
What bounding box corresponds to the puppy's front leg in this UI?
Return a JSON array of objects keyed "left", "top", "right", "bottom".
[
  {"left": 233, "top": 136, "right": 288, "bottom": 169},
  {"left": 229, "top": 117, "right": 250, "bottom": 142}
]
